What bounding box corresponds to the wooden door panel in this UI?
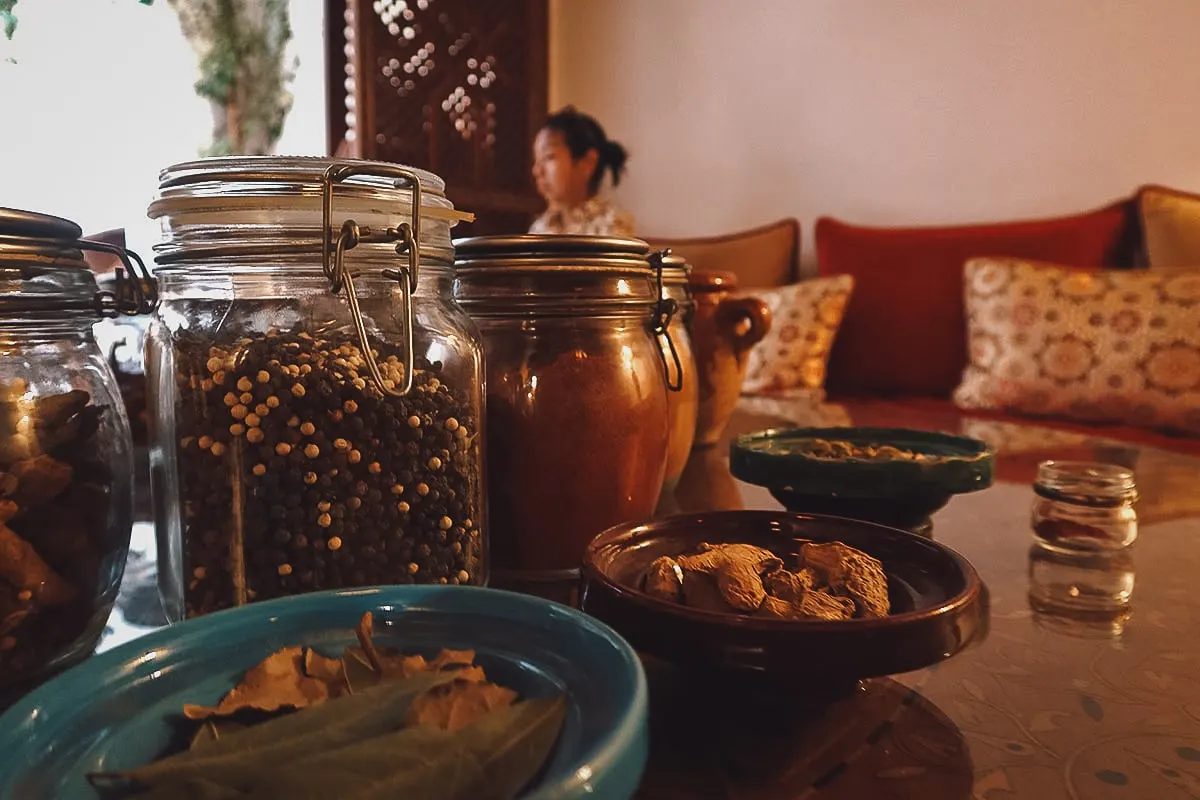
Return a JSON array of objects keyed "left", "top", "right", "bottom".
[{"left": 326, "top": 0, "right": 547, "bottom": 234}]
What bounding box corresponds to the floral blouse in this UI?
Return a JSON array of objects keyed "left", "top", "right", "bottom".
[{"left": 528, "top": 196, "right": 636, "bottom": 237}]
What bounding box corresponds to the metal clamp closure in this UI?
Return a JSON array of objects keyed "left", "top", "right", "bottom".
[
  {"left": 76, "top": 240, "right": 158, "bottom": 318},
  {"left": 320, "top": 162, "right": 423, "bottom": 397},
  {"left": 649, "top": 249, "right": 683, "bottom": 392}
]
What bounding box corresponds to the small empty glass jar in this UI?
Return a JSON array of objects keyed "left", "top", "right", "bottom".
[
  {"left": 1031, "top": 461, "right": 1138, "bottom": 552},
  {"left": 1027, "top": 543, "right": 1135, "bottom": 638}
]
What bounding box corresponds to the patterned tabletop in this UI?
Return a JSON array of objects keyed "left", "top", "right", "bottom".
[
  {"left": 98, "top": 395, "right": 1200, "bottom": 799},
  {"left": 638, "top": 397, "right": 1200, "bottom": 799}
]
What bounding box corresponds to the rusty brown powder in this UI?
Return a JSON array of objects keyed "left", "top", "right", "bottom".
[{"left": 486, "top": 349, "right": 669, "bottom": 576}]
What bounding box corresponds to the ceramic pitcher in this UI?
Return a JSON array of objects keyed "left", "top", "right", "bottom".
[{"left": 687, "top": 271, "right": 771, "bottom": 447}]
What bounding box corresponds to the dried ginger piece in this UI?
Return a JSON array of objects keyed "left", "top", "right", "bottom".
[
  {"left": 183, "top": 646, "right": 335, "bottom": 719},
  {"left": 762, "top": 567, "right": 815, "bottom": 602},
  {"left": 680, "top": 570, "right": 729, "bottom": 613},
  {"left": 679, "top": 543, "right": 782, "bottom": 612},
  {"left": 0, "top": 523, "right": 75, "bottom": 605},
  {"left": 757, "top": 589, "right": 855, "bottom": 621},
  {"left": 799, "top": 542, "right": 890, "bottom": 618},
  {"left": 843, "top": 560, "right": 890, "bottom": 618},
  {"left": 677, "top": 542, "right": 778, "bottom": 574},
  {"left": 404, "top": 678, "right": 517, "bottom": 732},
  {"left": 0, "top": 583, "right": 33, "bottom": 636},
  {"left": 799, "top": 541, "right": 854, "bottom": 586},
  {"left": 797, "top": 589, "right": 856, "bottom": 620},
  {"left": 0, "top": 435, "right": 36, "bottom": 470},
  {"left": 9, "top": 455, "right": 73, "bottom": 508},
  {"left": 643, "top": 555, "right": 683, "bottom": 603}
]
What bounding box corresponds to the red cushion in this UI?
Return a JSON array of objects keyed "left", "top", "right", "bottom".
[{"left": 816, "top": 200, "right": 1141, "bottom": 398}]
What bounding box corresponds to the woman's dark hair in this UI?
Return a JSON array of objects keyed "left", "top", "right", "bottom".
[{"left": 542, "top": 106, "right": 628, "bottom": 195}]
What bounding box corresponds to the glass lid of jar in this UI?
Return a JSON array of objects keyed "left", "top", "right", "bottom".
[
  {"left": 656, "top": 251, "right": 691, "bottom": 286},
  {"left": 148, "top": 156, "right": 473, "bottom": 269},
  {"left": 153, "top": 156, "right": 455, "bottom": 206},
  {"left": 0, "top": 207, "right": 155, "bottom": 317}
]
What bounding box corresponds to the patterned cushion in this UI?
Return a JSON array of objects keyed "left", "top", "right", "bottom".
[
  {"left": 954, "top": 258, "right": 1200, "bottom": 435},
  {"left": 1139, "top": 184, "right": 1200, "bottom": 269},
  {"left": 741, "top": 275, "right": 854, "bottom": 395},
  {"left": 815, "top": 202, "right": 1141, "bottom": 397}
]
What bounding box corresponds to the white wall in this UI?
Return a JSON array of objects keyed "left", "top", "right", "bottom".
[
  {"left": 0, "top": 0, "right": 327, "bottom": 259},
  {"left": 549, "top": 0, "right": 1200, "bottom": 265}
]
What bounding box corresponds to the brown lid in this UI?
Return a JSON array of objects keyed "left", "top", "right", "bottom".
[
  {"left": 453, "top": 234, "right": 658, "bottom": 316},
  {"left": 687, "top": 270, "right": 738, "bottom": 293},
  {"left": 454, "top": 234, "right": 650, "bottom": 260}
]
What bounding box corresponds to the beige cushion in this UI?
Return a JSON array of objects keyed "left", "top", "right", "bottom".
[
  {"left": 954, "top": 257, "right": 1200, "bottom": 435},
  {"left": 741, "top": 275, "right": 854, "bottom": 396},
  {"left": 646, "top": 219, "right": 800, "bottom": 289},
  {"left": 1139, "top": 184, "right": 1200, "bottom": 269}
]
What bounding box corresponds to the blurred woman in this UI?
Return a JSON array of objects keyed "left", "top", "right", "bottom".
[{"left": 529, "top": 106, "right": 634, "bottom": 236}]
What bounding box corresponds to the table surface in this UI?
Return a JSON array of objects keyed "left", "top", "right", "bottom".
[
  {"left": 100, "top": 395, "right": 1200, "bottom": 800},
  {"left": 638, "top": 396, "right": 1200, "bottom": 800}
]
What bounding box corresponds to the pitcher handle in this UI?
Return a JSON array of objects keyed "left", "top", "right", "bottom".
[{"left": 716, "top": 296, "right": 771, "bottom": 354}]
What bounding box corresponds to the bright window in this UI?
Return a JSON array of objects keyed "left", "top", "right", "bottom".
[{"left": 0, "top": 0, "right": 326, "bottom": 258}]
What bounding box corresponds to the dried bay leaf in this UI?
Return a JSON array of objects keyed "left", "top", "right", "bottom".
[
  {"left": 188, "top": 720, "right": 248, "bottom": 753},
  {"left": 89, "top": 613, "right": 544, "bottom": 798},
  {"left": 236, "top": 695, "right": 568, "bottom": 800},
  {"left": 131, "top": 776, "right": 248, "bottom": 799},
  {"left": 341, "top": 644, "right": 483, "bottom": 694},
  {"left": 342, "top": 645, "right": 431, "bottom": 692},
  {"left": 303, "top": 647, "right": 345, "bottom": 684},
  {"left": 341, "top": 647, "right": 381, "bottom": 694},
  {"left": 464, "top": 695, "right": 568, "bottom": 800},
  {"left": 429, "top": 648, "right": 476, "bottom": 670},
  {"left": 182, "top": 647, "right": 332, "bottom": 719},
  {"left": 405, "top": 678, "right": 518, "bottom": 732},
  {"left": 354, "top": 611, "right": 383, "bottom": 672},
  {"left": 91, "top": 671, "right": 460, "bottom": 791}
]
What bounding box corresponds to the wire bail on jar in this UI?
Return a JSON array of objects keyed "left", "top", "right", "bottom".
[
  {"left": 649, "top": 248, "right": 683, "bottom": 392},
  {"left": 319, "top": 162, "right": 422, "bottom": 397},
  {"left": 80, "top": 240, "right": 158, "bottom": 318}
]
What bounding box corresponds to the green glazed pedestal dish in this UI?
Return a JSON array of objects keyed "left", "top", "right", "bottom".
[{"left": 730, "top": 427, "right": 995, "bottom": 535}]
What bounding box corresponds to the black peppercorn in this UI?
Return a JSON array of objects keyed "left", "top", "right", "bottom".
[{"left": 170, "top": 330, "right": 482, "bottom": 616}]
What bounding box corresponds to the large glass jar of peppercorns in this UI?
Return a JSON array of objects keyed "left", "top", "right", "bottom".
[{"left": 145, "top": 157, "right": 487, "bottom": 621}]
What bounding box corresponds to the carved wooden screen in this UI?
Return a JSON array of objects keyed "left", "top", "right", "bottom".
[{"left": 326, "top": 0, "right": 548, "bottom": 236}]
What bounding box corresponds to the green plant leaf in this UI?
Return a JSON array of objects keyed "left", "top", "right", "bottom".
[
  {"left": 1, "top": 0, "right": 150, "bottom": 42},
  {"left": 0, "top": 0, "right": 17, "bottom": 41}
]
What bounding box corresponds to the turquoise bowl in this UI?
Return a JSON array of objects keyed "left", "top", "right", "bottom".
[{"left": 0, "top": 586, "right": 648, "bottom": 800}]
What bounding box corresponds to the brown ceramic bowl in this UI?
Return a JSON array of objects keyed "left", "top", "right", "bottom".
[{"left": 579, "top": 510, "right": 987, "bottom": 686}]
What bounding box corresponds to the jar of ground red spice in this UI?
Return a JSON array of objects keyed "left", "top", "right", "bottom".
[
  {"left": 145, "top": 157, "right": 487, "bottom": 621},
  {"left": 656, "top": 251, "right": 699, "bottom": 488},
  {"left": 454, "top": 235, "right": 679, "bottom": 604}
]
